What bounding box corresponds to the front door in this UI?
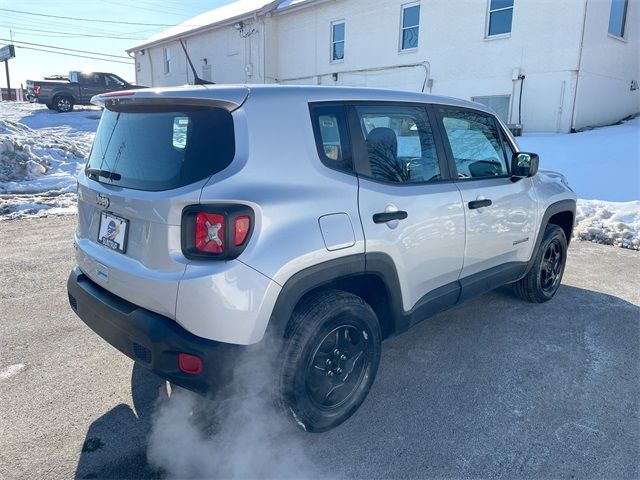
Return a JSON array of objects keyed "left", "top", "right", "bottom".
[
  {"left": 435, "top": 106, "right": 538, "bottom": 278},
  {"left": 349, "top": 103, "right": 465, "bottom": 313}
]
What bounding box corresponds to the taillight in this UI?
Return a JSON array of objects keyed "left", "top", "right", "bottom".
[
  {"left": 182, "top": 204, "right": 254, "bottom": 260},
  {"left": 34, "top": 85, "right": 41, "bottom": 94},
  {"left": 195, "top": 212, "right": 225, "bottom": 253},
  {"left": 234, "top": 216, "right": 250, "bottom": 246}
]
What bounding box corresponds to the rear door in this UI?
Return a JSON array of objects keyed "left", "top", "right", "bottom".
[
  {"left": 434, "top": 106, "right": 538, "bottom": 278},
  {"left": 78, "top": 73, "right": 107, "bottom": 100},
  {"left": 350, "top": 103, "right": 465, "bottom": 314},
  {"left": 75, "top": 93, "right": 242, "bottom": 319}
]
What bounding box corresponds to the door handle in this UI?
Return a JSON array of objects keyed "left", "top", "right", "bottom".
[
  {"left": 373, "top": 211, "right": 408, "bottom": 223},
  {"left": 468, "top": 199, "right": 492, "bottom": 209}
]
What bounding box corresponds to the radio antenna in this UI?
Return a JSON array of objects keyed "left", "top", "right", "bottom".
[{"left": 179, "top": 39, "right": 214, "bottom": 85}]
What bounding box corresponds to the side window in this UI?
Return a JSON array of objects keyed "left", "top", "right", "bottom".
[
  {"left": 355, "top": 105, "right": 440, "bottom": 183},
  {"left": 105, "top": 74, "right": 125, "bottom": 87},
  {"left": 439, "top": 108, "right": 508, "bottom": 179},
  {"left": 80, "top": 73, "right": 105, "bottom": 86},
  {"left": 310, "top": 104, "right": 353, "bottom": 173}
]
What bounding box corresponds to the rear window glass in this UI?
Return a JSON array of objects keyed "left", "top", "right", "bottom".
[{"left": 87, "top": 106, "right": 234, "bottom": 191}]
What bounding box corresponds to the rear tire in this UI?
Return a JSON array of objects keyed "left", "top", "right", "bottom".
[
  {"left": 278, "top": 290, "right": 381, "bottom": 432},
  {"left": 45, "top": 103, "right": 55, "bottom": 110},
  {"left": 53, "top": 95, "right": 74, "bottom": 113},
  {"left": 514, "top": 224, "right": 567, "bottom": 303}
]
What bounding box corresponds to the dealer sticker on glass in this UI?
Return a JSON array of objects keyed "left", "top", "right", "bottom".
[{"left": 98, "top": 212, "right": 129, "bottom": 253}]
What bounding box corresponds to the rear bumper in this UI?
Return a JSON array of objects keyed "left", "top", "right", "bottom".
[{"left": 67, "top": 267, "right": 246, "bottom": 393}]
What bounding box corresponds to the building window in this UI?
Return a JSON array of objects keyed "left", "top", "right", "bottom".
[
  {"left": 487, "top": 0, "right": 514, "bottom": 37},
  {"left": 400, "top": 2, "right": 420, "bottom": 50},
  {"left": 608, "top": 0, "right": 628, "bottom": 38},
  {"left": 331, "top": 21, "right": 345, "bottom": 61},
  {"left": 163, "top": 47, "right": 171, "bottom": 74},
  {"left": 471, "top": 95, "right": 511, "bottom": 124}
]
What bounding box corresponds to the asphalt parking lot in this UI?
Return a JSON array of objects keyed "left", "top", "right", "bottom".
[{"left": 1, "top": 216, "right": 638, "bottom": 479}]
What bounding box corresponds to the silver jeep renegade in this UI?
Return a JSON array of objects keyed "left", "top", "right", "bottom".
[{"left": 67, "top": 85, "right": 576, "bottom": 432}]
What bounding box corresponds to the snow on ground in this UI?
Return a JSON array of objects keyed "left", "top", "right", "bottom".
[
  {"left": 519, "top": 116, "right": 640, "bottom": 250},
  {"left": 519, "top": 117, "right": 640, "bottom": 202},
  {"left": 0, "top": 102, "right": 100, "bottom": 219},
  {"left": 0, "top": 101, "right": 638, "bottom": 249}
]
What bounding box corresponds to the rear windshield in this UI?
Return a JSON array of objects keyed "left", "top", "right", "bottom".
[{"left": 86, "top": 106, "right": 235, "bottom": 191}]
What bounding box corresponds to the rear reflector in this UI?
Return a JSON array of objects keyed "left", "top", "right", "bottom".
[
  {"left": 195, "top": 212, "right": 225, "bottom": 253},
  {"left": 178, "top": 353, "right": 203, "bottom": 375},
  {"left": 234, "top": 216, "right": 250, "bottom": 246}
]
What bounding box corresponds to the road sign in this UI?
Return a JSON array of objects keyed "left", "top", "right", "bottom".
[{"left": 0, "top": 44, "right": 15, "bottom": 62}]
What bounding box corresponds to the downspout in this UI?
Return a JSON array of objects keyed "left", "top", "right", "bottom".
[
  {"left": 261, "top": 16, "right": 266, "bottom": 84},
  {"left": 148, "top": 49, "right": 154, "bottom": 87},
  {"left": 570, "top": 0, "right": 589, "bottom": 133}
]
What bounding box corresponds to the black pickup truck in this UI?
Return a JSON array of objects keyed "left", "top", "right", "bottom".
[{"left": 26, "top": 71, "right": 144, "bottom": 112}]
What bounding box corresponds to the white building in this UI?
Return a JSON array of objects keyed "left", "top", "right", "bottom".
[{"left": 127, "top": 0, "right": 639, "bottom": 133}]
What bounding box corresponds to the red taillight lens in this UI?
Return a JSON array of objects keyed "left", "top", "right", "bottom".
[
  {"left": 195, "top": 212, "right": 225, "bottom": 253},
  {"left": 234, "top": 216, "right": 250, "bottom": 246},
  {"left": 182, "top": 205, "right": 253, "bottom": 260},
  {"left": 34, "top": 85, "right": 41, "bottom": 94},
  {"left": 178, "top": 353, "right": 203, "bottom": 375}
]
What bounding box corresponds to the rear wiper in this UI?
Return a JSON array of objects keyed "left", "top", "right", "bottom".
[{"left": 86, "top": 168, "right": 121, "bottom": 181}]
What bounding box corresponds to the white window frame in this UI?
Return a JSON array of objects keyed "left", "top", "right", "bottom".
[
  {"left": 607, "top": 0, "right": 628, "bottom": 39},
  {"left": 163, "top": 47, "right": 171, "bottom": 75},
  {"left": 331, "top": 20, "right": 345, "bottom": 63},
  {"left": 485, "top": 0, "right": 514, "bottom": 39},
  {"left": 399, "top": 2, "right": 420, "bottom": 52}
]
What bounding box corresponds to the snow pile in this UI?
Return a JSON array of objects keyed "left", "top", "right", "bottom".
[
  {"left": 574, "top": 200, "right": 639, "bottom": 250},
  {"left": 0, "top": 103, "right": 99, "bottom": 219},
  {"left": 519, "top": 117, "right": 639, "bottom": 202}
]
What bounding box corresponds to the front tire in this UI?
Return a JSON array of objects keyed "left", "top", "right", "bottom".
[
  {"left": 278, "top": 290, "right": 382, "bottom": 432},
  {"left": 514, "top": 224, "right": 567, "bottom": 303}
]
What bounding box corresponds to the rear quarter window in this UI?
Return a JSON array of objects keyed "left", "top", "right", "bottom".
[{"left": 87, "top": 106, "right": 234, "bottom": 191}]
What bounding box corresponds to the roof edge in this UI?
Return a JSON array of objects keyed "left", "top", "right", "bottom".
[{"left": 126, "top": 0, "right": 281, "bottom": 53}]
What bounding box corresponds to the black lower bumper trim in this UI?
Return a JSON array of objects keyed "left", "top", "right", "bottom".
[{"left": 67, "top": 268, "right": 246, "bottom": 393}]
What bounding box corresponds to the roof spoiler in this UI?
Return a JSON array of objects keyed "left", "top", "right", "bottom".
[{"left": 91, "top": 86, "right": 249, "bottom": 112}]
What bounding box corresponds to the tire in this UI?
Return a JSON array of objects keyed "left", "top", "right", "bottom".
[
  {"left": 45, "top": 103, "right": 55, "bottom": 110},
  {"left": 53, "top": 95, "right": 74, "bottom": 113},
  {"left": 514, "top": 224, "right": 567, "bottom": 303},
  {"left": 278, "top": 290, "right": 382, "bottom": 432}
]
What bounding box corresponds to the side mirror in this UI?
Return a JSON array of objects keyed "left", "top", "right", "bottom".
[{"left": 511, "top": 152, "right": 539, "bottom": 178}]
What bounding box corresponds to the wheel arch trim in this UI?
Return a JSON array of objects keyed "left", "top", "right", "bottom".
[{"left": 524, "top": 199, "right": 576, "bottom": 277}]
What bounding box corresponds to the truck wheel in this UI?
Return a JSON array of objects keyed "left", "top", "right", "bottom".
[
  {"left": 278, "top": 290, "right": 381, "bottom": 432},
  {"left": 514, "top": 224, "right": 567, "bottom": 303},
  {"left": 53, "top": 95, "right": 74, "bottom": 113}
]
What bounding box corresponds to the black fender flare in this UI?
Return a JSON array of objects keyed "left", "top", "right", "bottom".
[
  {"left": 523, "top": 199, "right": 576, "bottom": 276},
  {"left": 267, "top": 253, "right": 404, "bottom": 338}
]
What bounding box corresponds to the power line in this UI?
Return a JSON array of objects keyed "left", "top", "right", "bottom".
[
  {"left": 0, "top": 38, "right": 131, "bottom": 59},
  {"left": 99, "top": 0, "right": 187, "bottom": 17},
  {"left": 0, "top": 26, "right": 147, "bottom": 40},
  {"left": 13, "top": 45, "right": 134, "bottom": 64},
  {"left": 0, "top": 7, "right": 201, "bottom": 27}
]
